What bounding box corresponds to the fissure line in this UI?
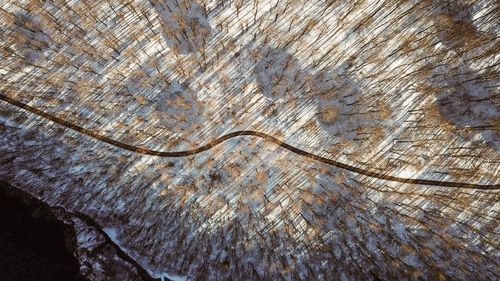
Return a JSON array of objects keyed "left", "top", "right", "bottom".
[{"left": 1, "top": 94, "right": 498, "bottom": 190}]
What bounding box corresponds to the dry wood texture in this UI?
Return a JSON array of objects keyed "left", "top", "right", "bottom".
[{"left": 0, "top": 0, "right": 499, "bottom": 280}]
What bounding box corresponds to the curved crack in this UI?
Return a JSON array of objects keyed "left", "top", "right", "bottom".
[
  {"left": 68, "top": 209, "right": 157, "bottom": 281},
  {"left": 1, "top": 94, "right": 499, "bottom": 190}
]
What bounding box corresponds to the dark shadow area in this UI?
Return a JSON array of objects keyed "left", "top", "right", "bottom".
[
  {"left": 431, "top": 1, "right": 480, "bottom": 50},
  {"left": 0, "top": 181, "right": 87, "bottom": 281},
  {"left": 252, "top": 46, "right": 307, "bottom": 99},
  {"left": 152, "top": 0, "right": 212, "bottom": 55},
  {"left": 428, "top": 1, "right": 499, "bottom": 151},
  {"left": 434, "top": 65, "right": 500, "bottom": 151},
  {"left": 9, "top": 12, "right": 50, "bottom": 63}
]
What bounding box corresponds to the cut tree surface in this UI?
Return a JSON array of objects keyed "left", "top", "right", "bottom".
[{"left": 0, "top": 0, "right": 499, "bottom": 280}]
